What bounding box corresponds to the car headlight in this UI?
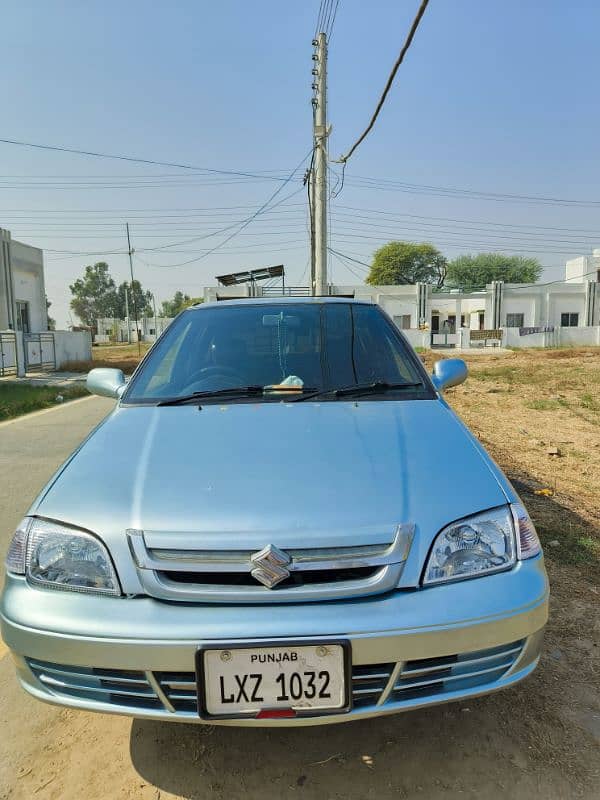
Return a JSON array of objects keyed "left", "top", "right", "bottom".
[
  {"left": 423, "top": 506, "right": 518, "bottom": 585},
  {"left": 5, "top": 517, "right": 121, "bottom": 596}
]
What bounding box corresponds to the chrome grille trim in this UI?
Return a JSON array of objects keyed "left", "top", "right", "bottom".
[
  {"left": 25, "top": 640, "right": 525, "bottom": 718},
  {"left": 128, "top": 526, "right": 413, "bottom": 573},
  {"left": 351, "top": 663, "right": 395, "bottom": 708},
  {"left": 390, "top": 640, "right": 525, "bottom": 701},
  {"left": 400, "top": 644, "right": 523, "bottom": 678},
  {"left": 145, "top": 670, "right": 175, "bottom": 713},
  {"left": 27, "top": 661, "right": 146, "bottom": 685},
  {"left": 127, "top": 524, "right": 414, "bottom": 604}
]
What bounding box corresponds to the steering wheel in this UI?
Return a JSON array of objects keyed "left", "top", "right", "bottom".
[{"left": 180, "top": 365, "right": 245, "bottom": 394}]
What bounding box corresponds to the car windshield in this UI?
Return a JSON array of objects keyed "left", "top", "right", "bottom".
[{"left": 123, "top": 301, "right": 430, "bottom": 404}]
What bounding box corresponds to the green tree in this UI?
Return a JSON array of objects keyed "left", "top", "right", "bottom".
[
  {"left": 69, "top": 262, "right": 118, "bottom": 330},
  {"left": 115, "top": 280, "right": 153, "bottom": 320},
  {"left": 161, "top": 291, "right": 203, "bottom": 317},
  {"left": 446, "top": 253, "right": 542, "bottom": 291},
  {"left": 366, "top": 242, "right": 447, "bottom": 287}
]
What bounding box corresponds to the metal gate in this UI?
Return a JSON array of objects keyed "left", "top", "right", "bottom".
[
  {"left": 0, "top": 331, "right": 17, "bottom": 376},
  {"left": 430, "top": 332, "right": 457, "bottom": 348},
  {"left": 24, "top": 332, "right": 56, "bottom": 372}
]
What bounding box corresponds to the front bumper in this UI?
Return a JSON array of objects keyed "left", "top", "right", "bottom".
[{"left": 0, "top": 557, "right": 549, "bottom": 726}]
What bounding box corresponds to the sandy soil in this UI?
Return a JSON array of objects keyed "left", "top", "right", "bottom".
[{"left": 1, "top": 348, "right": 599, "bottom": 799}]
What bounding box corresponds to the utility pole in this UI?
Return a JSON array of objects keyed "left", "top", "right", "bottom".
[
  {"left": 124, "top": 285, "right": 130, "bottom": 344},
  {"left": 312, "top": 31, "right": 329, "bottom": 296},
  {"left": 126, "top": 223, "right": 141, "bottom": 357}
]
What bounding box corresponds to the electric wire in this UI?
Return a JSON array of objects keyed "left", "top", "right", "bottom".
[
  {"left": 0, "top": 137, "right": 290, "bottom": 182},
  {"left": 139, "top": 154, "right": 312, "bottom": 268},
  {"left": 337, "top": 0, "right": 430, "bottom": 164}
]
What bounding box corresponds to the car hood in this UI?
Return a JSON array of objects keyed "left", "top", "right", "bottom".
[{"left": 35, "top": 399, "right": 509, "bottom": 583}]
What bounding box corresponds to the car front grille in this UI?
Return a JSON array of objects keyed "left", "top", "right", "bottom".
[
  {"left": 127, "top": 525, "right": 415, "bottom": 603},
  {"left": 391, "top": 640, "right": 525, "bottom": 702},
  {"left": 26, "top": 640, "right": 524, "bottom": 718}
]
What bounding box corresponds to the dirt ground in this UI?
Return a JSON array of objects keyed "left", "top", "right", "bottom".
[
  {"left": 63, "top": 342, "right": 152, "bottom": 373},
  {"left": 1, "top": 347, "right": 599, "bottom": 799}
]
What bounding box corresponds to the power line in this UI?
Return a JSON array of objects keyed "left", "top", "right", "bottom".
[
  {"left": 329, "top": 231, "right": 592, "bottom": 256},
  {"left": 327, "top": 0, "right": 340, "bottom": 40},
  {"left": 140, "top": 155, "right": 312, "bottom": 268},
  {"left": 337, "top": 0, "right": 430, "bottom": 164},
  {"left": 327, "top": 215, "right": 600, "bottom": 248},
  {"left": 314, "top": 0, "right": 327, "bottom": 36},
  {"left": 332, "top": 204, "right": 600, "bottom": 236},
  {"left": 328, "top": 248, "right": 368, "bottom": 282},
  {"left": 0, "top": 203, "right": 307, "bottom": 215},
  {"left": 342, "top": 175, "right": 600, "bottom": 207},
  {"left": 0, "top": 137, "right": 290, "bottom": 182},
  {"left": 327, "top": 247, "right": 371, "bottom": 272}
]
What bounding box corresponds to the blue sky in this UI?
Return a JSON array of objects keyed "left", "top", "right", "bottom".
[{"left": 2, "top": 0, "right": 600, "bottom": 327}]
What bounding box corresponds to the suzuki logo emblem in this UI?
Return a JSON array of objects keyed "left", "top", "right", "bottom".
[{"left": 250, "top": 544, "right": 291, "bottom": 588}]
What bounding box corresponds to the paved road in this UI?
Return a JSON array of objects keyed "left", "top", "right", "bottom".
[
  {"left": 0, "top": 397, "right": 114, "bottom": 592},
  {"left": 0, "top": 397, "right": 591, "bottom": 800}
]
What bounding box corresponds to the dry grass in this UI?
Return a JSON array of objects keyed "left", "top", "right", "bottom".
[
  {"left": 62, "top": 342, "right": 152, "bottom": 374},
  {"left": 425, "top": 346, "right": 600, "bottom": 574}
]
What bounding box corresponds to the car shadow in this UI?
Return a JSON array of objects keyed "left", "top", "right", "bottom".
[{"left": 129, "top": 475, "right": 599, "bottom": 800}]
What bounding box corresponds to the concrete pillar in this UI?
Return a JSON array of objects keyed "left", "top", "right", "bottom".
[
  {"left": 490, "top": 281, "right": 504, "bottom": 329},
  {"left": 584, "top": 280, "right": 597, "bottom": 326},
  {"left": 416, "top": 282, "right": 430, "bottom": 328}
]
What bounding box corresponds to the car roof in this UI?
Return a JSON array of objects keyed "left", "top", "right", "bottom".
[{"left": 188, "top": 296, "right": 374, "bottom": 310}]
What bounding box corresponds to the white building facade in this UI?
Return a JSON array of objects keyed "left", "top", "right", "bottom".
[
  {"left": 565, "top": 250, "right": 600, "bottom": 284},
  {"left": 204, "top": 274, "right": 600, "bottom": 350},
  {"left": 95, "top": 315, "right": 173, "bottom": 344},
  {"left": 0, "top": 228, "right": 47, "bottom": 334},
  {"left": 0, "top": 228, "right": 91, "bottom": 375}
]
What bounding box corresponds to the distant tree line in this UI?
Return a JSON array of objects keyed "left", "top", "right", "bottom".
[
  {"left": 69, "top": 262, "right": 202, "bottom": 331},
  {"left": 366, "top": 242, "right": 542, "bottom": 290}
]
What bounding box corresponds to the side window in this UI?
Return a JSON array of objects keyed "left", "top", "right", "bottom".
[
  {"left": 560, "top": 312, "right": 579, "bottom": 328},
  {"left": 506, "top": 313, "right": 524, "bottom": 328},
  {"left": 143, "top": 318, "right": 193, "bottom": 394},
  {"left": 393, "top": 314, "right": 411, "bottom": 330},
  {"left": 352, "top": 305, "right": 417, "bottom": 384}
]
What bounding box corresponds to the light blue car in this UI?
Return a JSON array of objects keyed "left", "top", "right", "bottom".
[{"left": 1, "top": 297, "right": 548, "bottom": 726}]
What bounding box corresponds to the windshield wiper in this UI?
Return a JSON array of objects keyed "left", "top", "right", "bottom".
[
  {"left": 157, "top": 386, "right": 264, "bottom": 406},
  {"left": 291, "top": 380, "right": 424, "bottom": 402},
  {"left": 156, "top": 385, "right": 318, "bottom": 406}
]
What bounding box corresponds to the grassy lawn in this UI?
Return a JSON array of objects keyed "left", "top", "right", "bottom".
[{"left": 0, "top": 382, "right": 89, "bottom": 422}]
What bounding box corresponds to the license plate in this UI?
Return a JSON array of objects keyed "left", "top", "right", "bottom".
[{"left": 197, "top": 641, "right": 349, "bottom": 718}]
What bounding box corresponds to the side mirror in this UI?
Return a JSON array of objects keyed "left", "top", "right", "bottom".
[
  {"left": 431, "top": 358, "right": 468, "bottom": 393},
  {"left": 86, "top": 367, "right": 127, "bottom": 399}
]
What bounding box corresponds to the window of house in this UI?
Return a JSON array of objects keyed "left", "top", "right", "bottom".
[
  {"left": 16, "top": 301, "right": 30, "bottom": 333},
  {"left": 460, "top": 314, "right": 466, "bottom": 328},
  {"left": 478, "top": 312, "right": 485, "bottom": 330},
  {"left": 431, "top": 314, "right": 440, "bottom": 332},
  {"left": 560, "top": 312, "right": 579, "bottom": 327},
  {"left": 505, "top": 313, "right": 524, "bottom": 328},
  {"left": 393, "top": 314, "right": 411, "bottom": 330}
]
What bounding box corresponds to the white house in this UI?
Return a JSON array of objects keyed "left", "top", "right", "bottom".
[
  {"left": 95, "top": 315, "right": 173, "bottom": 344},
  {"left": 0, "top": 228, "right": 47, "bottom": 334},
  {"left": 203, "top": 266, "right": 600, "bottom": 350},
  {"left": 565, "top": 250, "right": 600, "bottom": 284},
  {"left": 0, "top": 227, "right": 91, "bottom": 375}
]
